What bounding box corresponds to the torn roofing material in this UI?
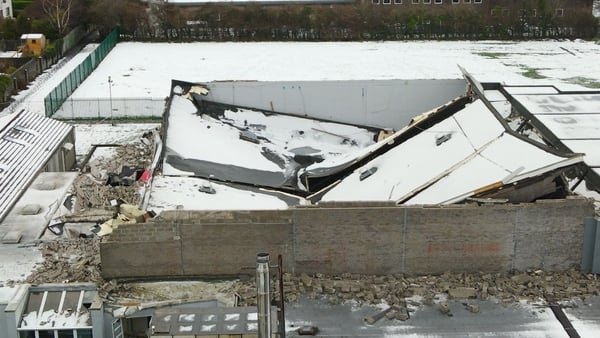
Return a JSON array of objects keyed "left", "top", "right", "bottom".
[
  {"left": 0, "top": 111, "right": 73, "bottom": 223},
  {"left": 318, "top": 99, "right": 584, "bottom": 204}
]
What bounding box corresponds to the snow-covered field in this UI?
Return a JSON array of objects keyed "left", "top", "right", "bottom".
[{"left": 6, "top": 40, "right": 600, "bottom": 117}]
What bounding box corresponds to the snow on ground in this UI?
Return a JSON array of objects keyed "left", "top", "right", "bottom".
[
  {"left": 5, "top": 44, "right": 98, "bottom": 116},
  {"left": 4, "top": 40, "right": 600, "bottom": 118},
  {"left": 68, "top": 40, "right": 600, "bottom": 104}
]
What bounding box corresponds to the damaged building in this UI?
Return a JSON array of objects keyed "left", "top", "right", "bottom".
[{"left": 2, "top": 69, "right": 600, "bottom": 337}]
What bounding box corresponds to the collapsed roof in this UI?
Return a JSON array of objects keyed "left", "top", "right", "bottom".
[{"left": 156, "top": 78, "right": 590, "bottom": 210}]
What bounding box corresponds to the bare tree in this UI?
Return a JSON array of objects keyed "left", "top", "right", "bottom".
[{"left": 42, "top": 0, "right": 73, "bottom": 35}]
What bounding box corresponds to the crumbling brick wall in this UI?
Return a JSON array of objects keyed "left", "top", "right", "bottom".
[{"left": 100, "top": 197, "right": 594, "bottom": 279}]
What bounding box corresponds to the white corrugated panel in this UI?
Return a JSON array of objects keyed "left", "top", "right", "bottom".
[{"left": 0, "top": 111, "right": 72, "bottom": 222}]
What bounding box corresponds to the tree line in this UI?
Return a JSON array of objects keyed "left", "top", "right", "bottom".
[{"left": 1, "top": 0, "right": 598, "bottom": 43}]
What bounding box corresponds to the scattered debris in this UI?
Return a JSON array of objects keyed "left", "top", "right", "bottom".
[
  {"left": 25, "top": 238, "right": 103, "bottom": 285},
  {"left": 232, "top": 269, "right": 600, "bottom": 312},
  {"left": 198, "top": 181, "right": 216, "bottom": 194},
  {"left": 93, "top": 201, "right": 156, "bottom": 236},
  {"left": 363, "top": 306, "right": 393, "bottom": 325},
  {"left": 297, "top": 325, "right": 319, "bottom": 335},
  {"left": 439, "top": 302, "right": 451, "bottom": 315},
  {"left": 464, "top": 303, "right": 480, "bottom": 313}
]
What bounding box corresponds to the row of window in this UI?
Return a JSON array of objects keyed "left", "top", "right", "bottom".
[
  {"left": 19, "top": 329, "right": 92, "bottom": 338},
  {"left": 373, "top": 0, "right": 483, "bottom": 4},
  {"left": 490, "top": 8, "right": 564, "bottom": 17},
  {"left": 371, "top": 0, "right": 566, "bottom": 16}
]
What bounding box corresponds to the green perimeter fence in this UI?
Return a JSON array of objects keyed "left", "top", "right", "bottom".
[{"left": 44, "top": 29, "right": 118, "bottom": 117}]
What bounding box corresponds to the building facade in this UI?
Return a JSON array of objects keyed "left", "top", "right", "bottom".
[
  {"left": 370, "top": 0, "right": 595, "bottom": 17},
  {"left": 0, "top": 0, "right": 12, "bottom": 18}
]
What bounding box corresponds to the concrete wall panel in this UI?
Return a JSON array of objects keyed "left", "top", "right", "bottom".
[{"left": 202, "top": 79, "right": 467, "bottom": 129}]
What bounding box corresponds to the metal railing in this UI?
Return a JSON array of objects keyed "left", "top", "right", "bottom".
[
  {"left": 51, "top": 97, "right": 165, "bottom": 120},
  {"left": 44, "top": 28, "right": 118, "bottom": 117}
]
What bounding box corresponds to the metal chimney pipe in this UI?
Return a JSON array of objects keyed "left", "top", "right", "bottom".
[{"left": 256, "top": 253, "right": 271, "bottom": 338}]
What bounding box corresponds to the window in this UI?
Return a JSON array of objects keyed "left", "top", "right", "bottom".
[
  {"left": 18, "top": 289, "right": 95, "bottom": 338},
  {"left": 383, "top": 0, "right": 391, "bottom": 4},
  {"left": 412, "top": 0, "right": 419, "bottom": 3},
  {"left": 394, "top": 0, "right": 402, "bottom": 4},
  {"left": 464, "top": 0, "right": 471, "bottom": 3},
  {"left": 502, "top": 8, "right": 510, "bottom": 16},
  {"left": 474, "top": 0, "right": 481, "bottom": 3},
  {"left": 38, "top": 331, "right": 54, "bottom": 338},
  {"left": 77, "top": 329, "right": 93, "bottom": 338},
  {"left": 372, "top": 0, "right": 380, "bottom": 4},
  {"left": 532, "top": 9, "right": 537, "bottom": 17},
  {"left": 31, "top": 39, "right": 37, "bottom": 44},
  {"left": 423, "top": 0, "right": 431, "bottom": 3},
  {"left": 452, "top": 0, "right": 459, "bottom": 4},
  {"left": 434, "top": 0, "right": 442, "bottom": 4},
  {"left": 58, "top": 331, "right": 75, "bottom": 338},
  {"left": 491, "top": 8, "right": 498, "bottom": 16},
  {"left": 555, "top": 8, "right": 564, "bottom": 17}
]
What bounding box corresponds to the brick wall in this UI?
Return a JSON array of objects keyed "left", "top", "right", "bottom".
[{"left": 100, "top": 197, "right": 594, "bottom": 279}]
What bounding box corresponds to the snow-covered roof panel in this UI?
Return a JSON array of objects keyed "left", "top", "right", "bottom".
[
  {"left": 147, "top": 176, "right": 305, "bottom": 212},
  {"left": 514, "top": 94, "right": 600, "bottom": 115},
  {"left": 165, "top": 96, "right": 282, "bottom": 172},
  {"left": 320, "top": 100, "right": 505, "bottom": 202},
  {"left": 563, "top": 140, "right": 600, "bottom": 167},
  {"left": 451, "top": 100, "right": 506, "bottom": 149},
  {"left": 483, "top": 90, "right": 507, "bottom": 102},
  {"left": 0, "top": 111, "right": 73, "bottom": 223},
  {"left": 503, "top": 86, "right": 559, "bottom": 95},
  {"left": 320, "top": 98, "right": 581, "bottom": 204},
  {"left": 163, "top": 93, "right": 377, "bottom": 190},
  {"left": 407, "top": 135, "right": 582, "bottom": 205},
  {"left": 405, "top": 156, "right": 510, "bottom": 205},
  {"left": 533, "top": 114, "right": 600, "bottom": 140}
]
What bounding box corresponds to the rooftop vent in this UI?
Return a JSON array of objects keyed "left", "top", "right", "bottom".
[
  {"left": 359, "top": 167, "right": 378, "bottom": 181},
  {"left": 2, "top": 231, "right": 23, "bottom": 244},
  {"left": 436, "top": 133, "right": 452, "bottom": 146},
  {"left": 199, "top": 182, "right": 216, "bottom": 194},
  {"left": 240, "top": 130, "right": 260, "bottom": 144},
  {"left": 20, "top": 204, "right": 42, "bottom": 215}
]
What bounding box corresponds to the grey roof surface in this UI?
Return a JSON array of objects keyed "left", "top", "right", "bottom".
[
  {"left": 284, "top": 296, "right": 600, "bottom": 337},
  {"left": 0, "top": 172, "right": 77, "bottom": 304}
]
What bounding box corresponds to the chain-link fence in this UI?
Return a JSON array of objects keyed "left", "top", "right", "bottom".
[
  {"left": 44, "top": 29, "right": 118, "bottom": 117},
  {"left": 51, "top": 97, "right": 165, "bottom": 120}
]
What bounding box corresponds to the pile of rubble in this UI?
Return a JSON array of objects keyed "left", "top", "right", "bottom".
[
  {"left": 25, "top": 238, "right": 103, "bottom": 285},
  {"left": 233, "top": 270, "right": 600, "bottom": 308},
  {"left": 72, "top": 175, "right": 141, "bottom": 213},
  {"left": 23, "top": 237, "right": 600, "bottom": 315},
  {"left": 73, "top": 131, "right": 156, "bottom": 213}
]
